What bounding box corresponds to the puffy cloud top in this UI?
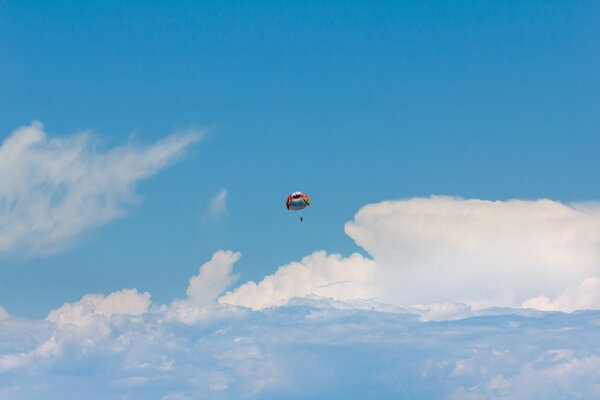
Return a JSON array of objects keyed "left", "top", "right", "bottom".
[
  {"left": 3, "top": 290, "right": 600, "bottom": 399},
  {"left": 47, "top": 288, "right": 151, "bottom": 328},
  {"left": 522, "top": 277, "right": 600, "bottom": 312},
  {"left": 219, "top": 251, "right": 376, "bottom": 310},
  {"left": 166, "top": 250, "right": 243, "bottom": 324},
  {"left": 345, "top": 196, "right": 600, "bottom": 306},
  {"left": 186, "top": 250, "right": 240, "bottom": 305},
  {"left": 218, "top": 197, "right": 600, "bottom": 312}
]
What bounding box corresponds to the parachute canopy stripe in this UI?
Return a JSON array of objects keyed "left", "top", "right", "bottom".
[{"left": 286, "top": 192, "right": 310, "bottom": 210}]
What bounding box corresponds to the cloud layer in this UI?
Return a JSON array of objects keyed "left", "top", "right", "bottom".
[
  {"left": 3, "top": 141, "right": 600, "bottom": 400},
  {"left": 0, "top": 122, "right": 201, "bottom": 255},
  {"left": 1, "top": 282, "right": 599, "bottom": 399},
  {"left": 1, "top": 232, "right": 600, "bottom": 398}
]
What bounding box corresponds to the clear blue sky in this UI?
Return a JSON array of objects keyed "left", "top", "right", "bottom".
[{"left": 1, "top": 0, "right": 599, "bottom": 317}]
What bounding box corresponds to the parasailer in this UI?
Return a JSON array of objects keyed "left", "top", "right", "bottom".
[{"left": 286, "top": 191, "right": 310, "bottom": 221}]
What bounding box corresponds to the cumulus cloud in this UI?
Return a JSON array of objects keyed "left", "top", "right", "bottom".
[
  {"left": 1, "top": 247, "right": 600, "bottom": 398},
  {"left": 522, "top": 277, "right": 600, "bottom": 312},
  {"left": 44, "top": 288, "right": 151, "bottom": 341},
  {"left": 217, "top": 197, "right": 600, "bottom": 312},
  {"left": 47, "top": 288, "right": 151, "bottom": 326},
  {"left": 219, "top": 251, "right": 376, "bottom": 310},
  {"left": 1, "top": 291, "right": 600, "bottom": 399},
  {"left": 409, "top": 301, "right": 473, "bottom": 322},
  {"left": 186, "top": 250, "right": 240, "bottom": 305},
  {"left": 345, "top": 196, "right": 600, "bottom": 307},
  {"left": 167, "top": 250, "right": 242, "bottom": 324},
  {"left": 450, "top": 353, "right": 600, "bottom": 400},
  {"left": 0, "top": 121, "right": 201, "bottom": 255},
  {"left": 3, "top": 194, "right": 600, "bottom": 397}
]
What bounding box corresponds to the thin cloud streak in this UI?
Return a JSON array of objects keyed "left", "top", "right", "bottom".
[{"left": 207, "top": 189, "right": 228, "bottom": 219}]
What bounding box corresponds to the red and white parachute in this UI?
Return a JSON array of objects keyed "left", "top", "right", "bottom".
[{"left": 286, "top": 191, "right": 310, "bottom": 221}]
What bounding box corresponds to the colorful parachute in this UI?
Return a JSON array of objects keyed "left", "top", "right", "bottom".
[{"left": 286, "top": 191, "right": 310, "bottom": 221}]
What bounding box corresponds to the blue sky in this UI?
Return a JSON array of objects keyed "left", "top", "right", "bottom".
[
  {"left": 2, "top": 0, "right": 599, "bottom": 317},
  {"left": 1, "top": 1, "right": 600, "bottom": 398}
]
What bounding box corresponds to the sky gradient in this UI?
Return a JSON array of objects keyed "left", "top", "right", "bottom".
[{"left": 1, "top": 1, "right": 599, "bottom": 398}]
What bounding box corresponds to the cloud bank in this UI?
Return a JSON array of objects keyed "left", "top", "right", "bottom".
[
  {"left": 219, "top": 251, "right": 376, "bottom": 310},
  {"left": 218, "top": 197, "right": 600, "bottom": 313},
  {"left": 0, "top": 121, "right": 201, "bottom": 255},
  {"left": 2, "top": 198, "right": 600, "bottom": 398},
  {"left": 3, "top": 136, "right": 600, "bottom": 400},
  {"left": 345, "top": 197, "right": 600, "bottom": 307},
  {"left": 1, "top": 268, "right": 600, "bottom": 399}
]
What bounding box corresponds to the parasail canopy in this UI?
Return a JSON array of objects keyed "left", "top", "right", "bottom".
[{"left": 286, "top": 191, "right": 310, "bottom": 211}]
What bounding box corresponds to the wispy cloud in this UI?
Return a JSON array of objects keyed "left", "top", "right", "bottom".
[
  {"left": 0, "top": 121, "right": 202, "bottom": 256},
  {"left": 206, "top": 189, "right": 228, "bottom": 220}
]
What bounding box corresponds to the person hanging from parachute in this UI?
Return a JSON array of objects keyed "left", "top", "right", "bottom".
[{"left": 286, "top": 191, "right": 310, "bottom": 221}]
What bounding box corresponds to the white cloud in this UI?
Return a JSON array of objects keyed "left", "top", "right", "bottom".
[
  {"left": 345, "top": 196, "right": 600, "bottom": 307},
  {"left": 219, "top": 251, "right": 376, "bottom": 310},
  {"left": 451, "top": 353, "right": 600, "bottom": 400},
  {"left": 1, "top": 292, "right": 600, "bottom": 399},
  {"left": 219, "top": 197, "right": 600, "bottom": 312},
  {"left": 167, "top": 250, "right": 242, "bottom": 324},
  {"left": 409, "top": 301, "right": 473, "bottom": 322},
  {"left": 0, "top": 121, "right": 201, "bottom": 255},
  {"left": 47, "top": 288, "right": 150, "bottom": 333},
  {"left": 522, "top": 277, "right": 600, "bottom": 312},
  {"left": 3, "top": 195, "right": 600, "bottom": 397},
  {"left": 206, "top": 189, "right": 228, "bottom": 219},
  {"left": 0, "top": 248, "right": 600, "bottom": 398},
  {"left": 186, "top": 250, "right": 240, "bottom": 305}
]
